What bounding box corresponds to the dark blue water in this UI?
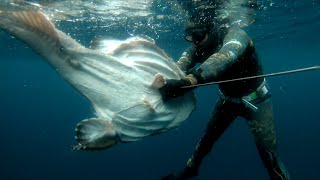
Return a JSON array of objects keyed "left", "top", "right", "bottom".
[{"left": 0, "top": 0, "right": 320, "bottom": 180}]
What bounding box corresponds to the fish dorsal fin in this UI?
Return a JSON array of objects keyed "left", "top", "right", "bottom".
[
  {"left": 90, "top": 35, "right": 156, "bottom": 55},
  {"left": 134, "top": 34, "right": 155, "bottom": 44},
  {"left": 90, "top": 36, "right": 124, "bottom": 54}
]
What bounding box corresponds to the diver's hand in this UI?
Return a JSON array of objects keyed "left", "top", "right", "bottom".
[
  {"left": 159, "top": 74, "right": 197, "bottom": 101},
  {"left": 159, "top": 79, "right": 191, "bottom": 101}
]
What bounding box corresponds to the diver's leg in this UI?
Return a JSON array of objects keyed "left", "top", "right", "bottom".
[
  {"left": 182, "top": 98, "right": 238, "bottom": 178},
  {"left": 245, "top": 98, "right": 290, "bottom": 180}
]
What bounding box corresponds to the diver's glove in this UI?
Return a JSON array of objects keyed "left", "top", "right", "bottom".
[
  {"left": 186, "top": 68, "right": 204, "bottom": 84},
  {"left": 159, "top": 74, "right": 197, "bottom": 101},
  {"left": 161, "top": 166, "right": 199, "bottom": 180}
]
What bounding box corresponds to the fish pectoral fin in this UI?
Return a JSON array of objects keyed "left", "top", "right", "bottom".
[
  {"left": 0, "top": 10, "right": 60, "bottom": 55},
  {"left": 74, "top": 118, "right": 118, "bottom": 150},
  {"left": 151, "top": 73, "right": 166, "bottom": 89}
]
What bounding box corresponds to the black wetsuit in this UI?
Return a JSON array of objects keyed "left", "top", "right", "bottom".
[{"left": 174, "top": 28, "right": 290, "bottom": 180}]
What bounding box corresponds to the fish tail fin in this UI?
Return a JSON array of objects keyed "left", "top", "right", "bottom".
[
  {"left": 0, "top": 9, "right": 60, "bottom": 55},
  {"left": 74, "top": 118, "right": 118, "bottom": 150}
]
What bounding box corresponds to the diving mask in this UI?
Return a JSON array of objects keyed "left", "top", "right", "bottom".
[{"left": 184, "top": 28, "right": 208, "bottom": 45}]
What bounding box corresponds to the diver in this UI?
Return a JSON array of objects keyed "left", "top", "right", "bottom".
[{"left": 159, "top": 11, "right": 290, "bottom": 180}]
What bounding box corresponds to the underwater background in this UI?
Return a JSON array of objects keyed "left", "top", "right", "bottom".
[{"left": 0, "top": 0, "right": 319, "bottom": 179}]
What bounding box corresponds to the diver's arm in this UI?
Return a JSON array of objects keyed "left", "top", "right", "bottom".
[
  {"left": 176, "top": 47, "right": 197, "bottom": 73},
  {"left": 196, "top": 28, "right": 251, "bottom": 83}
]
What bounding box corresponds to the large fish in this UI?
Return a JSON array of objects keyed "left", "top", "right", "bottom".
[{"left": 0, "top": 8, "right": 195, "bottom": 150}]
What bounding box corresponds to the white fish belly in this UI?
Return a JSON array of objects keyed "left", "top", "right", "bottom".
[{"left": 69, "top": 39, "right": 195, "bottom": 142}]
